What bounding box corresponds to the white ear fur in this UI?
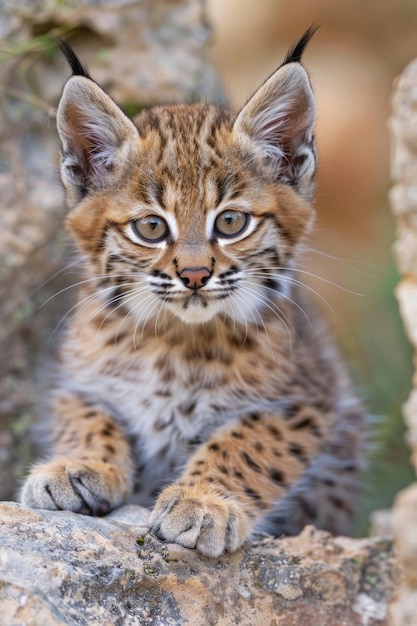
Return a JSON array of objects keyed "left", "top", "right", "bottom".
[
  {"left": 57, "top": 76, "right": 139, "bottom": 201},
  {"left": 234, "top": 63, "right": 316, "bottom": 199}
]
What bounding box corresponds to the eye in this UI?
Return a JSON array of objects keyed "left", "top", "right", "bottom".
[
  {"left": 132, "top": 215, "right": 169, "bottom": 243},
  {"left": 214, "top": 210, "right": 249, "bottom": 238}
]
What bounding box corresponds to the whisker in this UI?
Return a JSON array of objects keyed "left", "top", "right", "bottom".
[
  {"left": 154, "top": 294, "right": 168, "bottom": 338},
  {"left": 111, "top": 291, "right": 156, "bottom": 350},
  {"left": 78, "top": 284, "right": 148, "bottom": 337},
  {"left": 244, "top": 270, "right": 334, "bottom": 314},
  {"left": 244, "top": 279, "right": 312, "bottom": 328},
  {"left": 228, "top": 291, "right": 248, "bottom": 344},
  {"left": 48, "top": 284, "right": 118, "bottom": 342},
  {"left": 245, "top": 267, "right": 364, "bottom": 297},
  {"left": 238, "top": 284, "right": 294, "bottom": 351},
  {"left": 95, "top": 285, "right": 150, "bottom": 333},
  {"left": 38, "top": 275, "right": 122, "bottom": 310},
  {"left": 299, "top": 244, "right": 384, "bottom": 278},
  {"left": 136, "top": 296, "right": 161, "bottom": 350},
  {"left": 30, "top": 256, "right": 85, "bottom": 298},
  {"left": 94, "top": 286, "right": 157, "bottom": 350},
  {"left": 231, "top": 290, "right": 276, "bottom": 361}
]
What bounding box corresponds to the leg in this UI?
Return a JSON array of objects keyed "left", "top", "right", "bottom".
[
  {"left": 21, "top": 393, "right": 134, "bottom": 515},
  {"left": 150, "top": 409, "right": 325, "bottom": 557},
  {"left": 263, "top": 404, "right": 365, "bottom": 536}
]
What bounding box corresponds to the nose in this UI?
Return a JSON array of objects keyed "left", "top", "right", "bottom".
[{"left": 179, "top": 267, "right": 211, "bottom": 290}]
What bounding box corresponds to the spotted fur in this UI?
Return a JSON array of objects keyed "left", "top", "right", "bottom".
[{"left": 21, "top": 29, "right": 365, "bottom": 557}]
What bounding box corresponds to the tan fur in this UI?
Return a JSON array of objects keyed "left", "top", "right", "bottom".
[{"left": 21, "top": 39, "right": 365, "bottom": 557}]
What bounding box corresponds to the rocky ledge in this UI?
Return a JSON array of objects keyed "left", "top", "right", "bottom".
[{"left": 0, "top": 502, "right": 397, "bottom": 625}]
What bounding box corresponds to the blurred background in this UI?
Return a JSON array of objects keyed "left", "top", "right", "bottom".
[{"left": 1, "top": 0, "right": 417, "bottom": 534}]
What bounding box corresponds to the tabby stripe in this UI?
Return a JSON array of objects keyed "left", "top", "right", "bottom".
[{"left": 258, "top": 213, "right": 293, "bottom": 244}]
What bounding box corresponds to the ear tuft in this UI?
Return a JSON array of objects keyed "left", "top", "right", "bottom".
[
  {"left": 56, "top": 38, "right": 92, "bottom": 80},
  {"left": 282, "top": 24, "right": 320, "bottom": 66},
  {"left": 57, "top": 76, "right": 138, "bottom": 203}
]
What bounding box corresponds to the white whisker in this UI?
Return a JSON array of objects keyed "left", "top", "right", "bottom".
[
  {"left": 95, "top": 285, "right": 150, "bottom": 333},
  {"left": 238, "top": 284, "right": 294, "bottom": 351},
  {"left": 30, "top": 256, "right": 85, "bottom": 298},
  {"left": 136, "top": 296, "right": 161, "bottom": 350},
  {"left": 231, "top": 289, "right": 276, "bottom": 362},
  {"left": 245, "top": 267, "right": 364, "bottom": 297},
  {"left": 228, "top": 291, "right": 249, "bottom": 344},
  {"left": 48, "top": 284, "right": 118, "bottom": 342},
  {"left": 244, "top": 270, "right": 335, "bottom": 314},
  {"left": 299, "top": 244, "right": 383, "bottom": 278},
  {"left": 78, "top": 283, "right": 147, "bottom": 338},
  {"left": 154, "top": 295, "right": 168, "bottom": 338},
  {"left": 244, "top": 278, "right": 312, "bottom": 328},
  {"left": 38, "top": 272, "right": 143, "bottom": 310}
]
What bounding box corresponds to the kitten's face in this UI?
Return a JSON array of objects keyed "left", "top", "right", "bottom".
[{"left": 58, "top": 59, "right": 316, "bottom": 327}]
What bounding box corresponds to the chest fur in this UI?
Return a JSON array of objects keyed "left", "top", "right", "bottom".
[
  {"left": 72, "top": 327, "right": 285, "bottom": 413},
  {"left": 63, "top": 330, "right": 278, "bottom": 447},
  {"left": 59, "top": 306, "right": 294, "bottom": 504}
]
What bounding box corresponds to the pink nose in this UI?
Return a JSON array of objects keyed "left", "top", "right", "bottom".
[{"left": 179, "top": 267, "right": 211, "bottom": 289}]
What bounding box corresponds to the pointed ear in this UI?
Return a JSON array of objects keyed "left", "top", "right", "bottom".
[
  {"left": 233, "top": 63, "right": 316, "bottom": 200},
  {"left": 56, "top": 76, "right": 139, "bottom": 202}
]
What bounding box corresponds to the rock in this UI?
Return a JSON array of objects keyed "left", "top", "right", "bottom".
[
  {"left": 390, "top": 57, "right": 417, "bottom": 472},
  {"left": 392, "top": 484, "right": 417, "bottom": 587},
  {"left": 390, "top": 484, "right": 417, "bottom": 624},
  {"left": 369, "top": 509, "right": 394, "bottom": 538},
  {"left": 389, "top": 52, "right": 417, "bottom": 626},
  {"left": 1, "top": 0, "right": 219, "bottom": 106},
  {"left": 0, "top": 502, "right": 397, "bottom": 626}
]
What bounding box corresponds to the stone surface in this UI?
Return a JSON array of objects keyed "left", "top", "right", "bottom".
[
  {"left": 369, "top": 510, "right": 393, "bottom": 539},
  {"left": 0, "top": 0, "right": 219, "bottom": 503},
  {"left": 0, "top": 502, "right": 397, "bottom": 626},
  {"left": 392, "top": 485, "right": 417, "bottom": 587},
  {"left": 1, "top": 0, "right": 218, "bottom": 105},
  {"left": 389, "top": 56, "right": 417, "bottom": 625},
  {"left": 390, "top": 484, "right": 417, "bottom": 624}
]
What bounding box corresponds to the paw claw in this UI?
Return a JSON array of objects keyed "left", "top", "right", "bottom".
[
  {"left": 150, "top": 483, "right": 250, "bottom": 557},
  {"left": 20, "top": 458, "right": 129, "bottom": 515}
]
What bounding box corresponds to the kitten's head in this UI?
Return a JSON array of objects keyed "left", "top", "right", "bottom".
[{"left": 56, "top": 29, "right": 317, "bottom": 326}]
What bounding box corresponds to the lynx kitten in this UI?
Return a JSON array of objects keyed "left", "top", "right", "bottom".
[{"left": 21, "top": 28, "right": 364, "bottom": 557}]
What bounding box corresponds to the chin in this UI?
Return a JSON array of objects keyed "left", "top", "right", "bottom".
[{"left": 167, "top": 298, "right": 221, "bottom": 325}]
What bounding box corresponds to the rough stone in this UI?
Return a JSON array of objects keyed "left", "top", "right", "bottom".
[
  {"left": 0, "top": 502, "right": 397, "bottom": 626},
  {"left": 396, "top": 279, "right": 417, "bottom": 365},
  {"left": 1, "top": 0, "right": 218, "bottom": 106},
  {"left": 369, "top": 509, "right": 393, "bottom": 539},
  {"left": 389, "top": 54, "right": 417, "bottom": 625},
  {"left": 392, "top": 485, "right": 417, "bottom": 586},
  {"left": 390, "top": 484, "right": 417, "bottom": 624}
]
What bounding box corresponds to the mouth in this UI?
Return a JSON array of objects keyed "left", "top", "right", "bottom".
[
  {"left": 154, "top": 286, "right": 236, "bottom": 325},
  {"left": 163, "top": 290, "right": 222, "bottom": 324},
  {"left": 183, "top": 292, "right": 208, "bottom": 310}
]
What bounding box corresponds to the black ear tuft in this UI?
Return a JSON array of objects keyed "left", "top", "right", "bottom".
[
  {"left": 282, "top": 24, "right": 320, "bottom": 66},
  {"left": 56, "top": 38, "right": 92, "bottom": 79}
]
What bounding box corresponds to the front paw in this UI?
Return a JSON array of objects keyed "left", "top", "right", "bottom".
[
  {"left": 149, "top": 483, "right": 250, "bottom": 557},
  {"left": 20, "top": 457, "right": 130, "bottom": 515}
]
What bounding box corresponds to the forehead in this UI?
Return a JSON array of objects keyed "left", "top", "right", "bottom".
[
  {"left": 132, "top": 103, "right": 262, "bottom": 214},
  {"left": 135, "top": 102, "right": 234, "bottom": 149}
]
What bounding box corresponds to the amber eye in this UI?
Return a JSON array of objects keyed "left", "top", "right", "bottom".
[
  {"left": 214, "top": 210, "right": 249, "bottom": 238},
  {"left": 132, "top": 215, "right": 169, "bottom": 243}
]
